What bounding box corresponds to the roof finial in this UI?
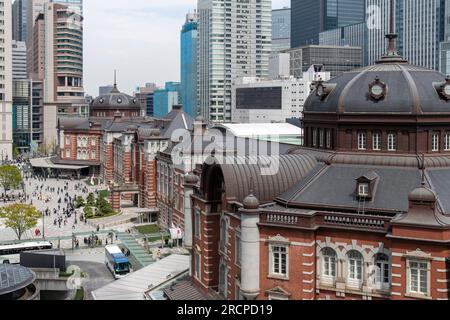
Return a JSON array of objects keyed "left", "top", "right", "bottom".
[
  {"left": 421, "top": 154, "right": 426, "bottom": 186},
  {"left": 114, "top": 69, "right": 117, "bottom": 88},
  {"left": 386, "top": 0, "right": 397, "bottom": 56}
]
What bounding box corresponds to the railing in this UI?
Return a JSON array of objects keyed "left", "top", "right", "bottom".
[
  {"left": 261, "top": 211, "right": 390, "bottom": 231},
  {"left": 266, "top": 214, "right": 299, "bottom": 225}
]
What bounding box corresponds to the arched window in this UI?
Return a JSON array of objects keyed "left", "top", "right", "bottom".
[
  {"left": 219, "top": 217, "right": 227, "bottom": 253},
  {"left": 374, "top": 253, "right": 390, "bottom": 289},
  {"left": 219, "top": 262, "right": 228, "bottom": 298},
  {"left": 322, "top": 248, "right": 337, "bottom": 281},
  {"left": 347, "top": 250, "right": 363, "bottom": 285}
]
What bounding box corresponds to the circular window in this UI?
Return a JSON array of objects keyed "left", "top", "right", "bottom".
[
  {"left": 117, "top": 98, "right": 122, "bottom": 104},
  {"left": 99, "top": 98, "right": 104, "bottom": 103}
]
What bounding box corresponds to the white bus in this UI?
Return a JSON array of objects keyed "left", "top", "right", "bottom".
[
  {"left": 105, "top": 245, "right": 132, "bottom": 279},
  {"left": 0, "top": 241, "right": 53, "bottom": 264}
]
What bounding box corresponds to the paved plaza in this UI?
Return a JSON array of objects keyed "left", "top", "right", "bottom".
[{"left": 0, "top": 175, "right": 105, "bottom": 243}]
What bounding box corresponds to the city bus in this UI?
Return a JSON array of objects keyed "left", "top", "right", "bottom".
[
  {"left": 105, "top": 245, "right": 132, "bottom": 279},
  {"left": 0, "top": 241, "right": 53, "bottom": 264}
]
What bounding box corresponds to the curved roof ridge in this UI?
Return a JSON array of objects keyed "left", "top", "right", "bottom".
[{"left": 398, "top": 63, "right": 421, "bottom": 114}]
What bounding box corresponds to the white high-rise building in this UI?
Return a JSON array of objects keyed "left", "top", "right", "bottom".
[
  {"left": 0, "top": 0, "right": 13, "bottom": 161},
  {"left": 197, "top": 0, "right": 272, "bottom": 123},
  {"left": 12, "top": 40, "right": 27, "bottom": 80},
  {"left": 43, "top": 1, "right": 85, "bottom": 147},
  {"left": 232, "top": 65, "right": 331, "bottom": 123}
]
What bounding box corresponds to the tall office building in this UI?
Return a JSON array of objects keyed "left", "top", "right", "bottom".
[
  {"left": 272, "top": 7, "right": 291, "bottom": 53},
  {"left": 440, "top": 0, "right": 450, "bottom": 74},
  {"left": 397, "top": 0, "right": 445, "bottom": 71},
  {"left": 29, "top": 12, "right": 45, "bottom": 80},
  {"left": 291, "top": 0, "right": 365, "bottom": 48},
  {"left": 12, "top": 0, "right": 28, "bottom": 41},
  {"left": 0, "top": 0, "right": 13, "bottom": 161},
  {"left": 12, "top": 40, "right": 27, "bottom": 79},
  {"left": 43, "top": 1, "right": 86, "bottom": 146},
  {"left": 135, "top": 83, "right": 157, "bottom": 117},
  {"left": 180, "top": 12, "right": 198, "bottom": 118},
  {"left": 198, "top": 0, "right": 271, "bottom": 123},
  {"left": 153, "top": 82, "right": 181, "bottom": 118},
  {"left": 12, "top": 79, "right": 44, "bottom": 152}
]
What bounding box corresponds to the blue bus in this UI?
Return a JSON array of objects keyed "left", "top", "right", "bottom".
[{"left": 105, "top": 245, "right": 132, "bottom": 279}]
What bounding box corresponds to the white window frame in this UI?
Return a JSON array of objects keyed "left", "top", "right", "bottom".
[
  {"left": 65, "top": 149, "right": 70, "bottom": 158},
  {"left": 388, "top": 133, "right": 397, "bottom": 151},
  {"left": 432, "top": 133, "right": 440, "bottom": 152},
  {"left": 358, "top": 183, "right": 369, "bottom": 197},
  {"left": 358, "top": 132, "right": 367, "bottom": 150},
  {"left": 373, "top": 254, "right": 391, "bottom": 291},
  {"left": 326, "top": 129, "right": 331, "bottom": 149},
  {"left": 445, "top": 133, "right": 450, "bottom": 151},
  {"left": 269, "top": 245, "right": 289, "bottom": 278},
  {"left": 373, "top": 132, "right": 381, "bottom": 151},
  {"left": 321, "top": 248, "right": 337, "bottom": 284},
  {"left": 347, "top": 250, "right": 363, "bottom": 288},
  {"left": 407, "top": 260, "right": 430, "bottom": 296}
]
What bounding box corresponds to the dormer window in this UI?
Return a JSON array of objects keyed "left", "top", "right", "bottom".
[
  {"left": 356, "top": 171, "right": 379, "bottom": 200},
  {"left": 358, "top": 183, "right": 369, "bottom": 197}
]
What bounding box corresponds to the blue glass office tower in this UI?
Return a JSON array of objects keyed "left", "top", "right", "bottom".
[
  {"left": 272, "top": 7, "right": 291, "bottom": 53},
  {"left": 154, "top": 82, "right": 181, "bottom": 118},
  {"left": 291, "top": 0, "right": 365, "bottom": 48},
  {"left": 180, "top": 12, "right": 198, "bottom": 118}
]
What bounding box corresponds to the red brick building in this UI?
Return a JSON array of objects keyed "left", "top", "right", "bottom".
[{"left": 187, "top": 23, "right": 450, "bottom": 300}]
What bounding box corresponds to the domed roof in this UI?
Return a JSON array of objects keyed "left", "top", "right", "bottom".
[
  {"left": 408, "top": 185, "right": 437, "bottom": 203},
  {"left": 185, "top": 173, "right": 199, "bottom": 184},
  {"left": 91, "top": 85, "right": 139, "bottom": 109},
  {"left": 304, "top": 62, "right": 450, "bottom": 115},
  {"left": 304, "top": 8, "right": 450, "bottom": 116},
  {"left": 243, "top": 193, "right": 260, "bottom": 210}
]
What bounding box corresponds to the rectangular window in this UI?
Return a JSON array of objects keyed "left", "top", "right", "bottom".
[
  {"left": 445, "top": 133, "right": 450, "bottom": 151},
  {"left": 326, "top": 130, "right": 331, "bottom": 149},
  {"left": 409, "top": 261, "right": 428, "bottom": 295},
  {"left": 271, "top": 246, "right": 288, "bottom": 277},
  {"left": 432, "top": 133, "right": 440, "bottom": 152},
  {"left": 194, "top": 209, "right": 201, "bottom": 238},
  {"left": 388, "top": 133, "right": 397, "bottom": 151},
  {"left": 91, "top": 138, "right": 96, "bottom": 146},
  {"left": 194, "top": 252, "right": 201, "bottom": 280},
  {"left": 312, "top": 129, "right": 318, "bottom": 147},
  {"left": 373, "top": 133, "right": 381, "bottom": 151},
  {"left": 235, "top": 233, "right": 242, "bottom": 266},
  {"left": 65, "top": 149, "right": 70, "bottom": 158},
  {"left": 358, "top": 183, "right": 369, "bottom": 197},
  {"left": 319, "top": 129, "right": 324, "bottom": 148},
  {"left": 358, "top": 132, "right": 367, "bottom": 150}
]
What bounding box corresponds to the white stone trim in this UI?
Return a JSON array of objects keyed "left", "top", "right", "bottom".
[
  {"left": 437, "top": 288, "right": 450, "bottom": 293},
  {"left": 303, "top": 271, "right": 314, "bottom": 275},
  {"left": 437, "top": 279, "right": 449, "bottom": 283},
  {"left": 303, "top": 279, "right": 314, "bottom": 284},
  {"left": 391, "top": 283, "right": 401, "bottom": 287},
  {"left": 391, "top": 292, "right": 401, "bottom": 296},
  {"left": 392, "top": 264, "right": 402, "bottom": 268},
  {"left": 437, "top": 269, "right": 450, "bottom": 273},
  {"left": 302, "top": 262, "right": 314, "bottom": 267},
  {"left": 392, "top": 273, "right": 402, "bottom": 278},
  {"left": 302, "top": 253, "right": 315, "bottom": 257},
  {"left": 302, "top": 288, "right": 314, "bottom": 293}
]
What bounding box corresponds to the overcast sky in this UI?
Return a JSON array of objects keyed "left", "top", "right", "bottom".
[{"left": 83, "top": 0, "right": 290, "bottom": 97}]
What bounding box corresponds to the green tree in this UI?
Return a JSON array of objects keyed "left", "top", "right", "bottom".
[
  {"left": 97, "top": 196, "right": 113, "bottom": 215},
  {"left": 0, "top": 204, "right": 42, "bottom": 240},
  {"left": 0, "top": 165, "right": 23, "bottom": 194},
  {"left": 83, "top": 206, "right": 94, "bottom": 219},
  {"left": 12, "top": 146, "right": 20, "bottom": 159},
  {"left": 86, "top": 193, "right": 95, "bottom": 207},
  {"left": 75, "top": 196, "right": 85, "bottom": 209}
]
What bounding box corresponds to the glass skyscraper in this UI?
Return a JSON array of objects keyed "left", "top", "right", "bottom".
[
  {"left": 272, "top": 7, "right": 291, "bottom": 53},
  {"left": 291, "top": 0, "right": 365, "bottom": 48},
  {"left": 180, "top": 12, "right": 198, "bottom": 118},
  {"left": 153, "top": 82, "right": 181, "bottom": 118}
]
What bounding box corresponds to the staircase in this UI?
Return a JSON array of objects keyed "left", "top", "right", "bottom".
[{"left": 116, "top": 232, "right": 155, "bottom": 268}]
